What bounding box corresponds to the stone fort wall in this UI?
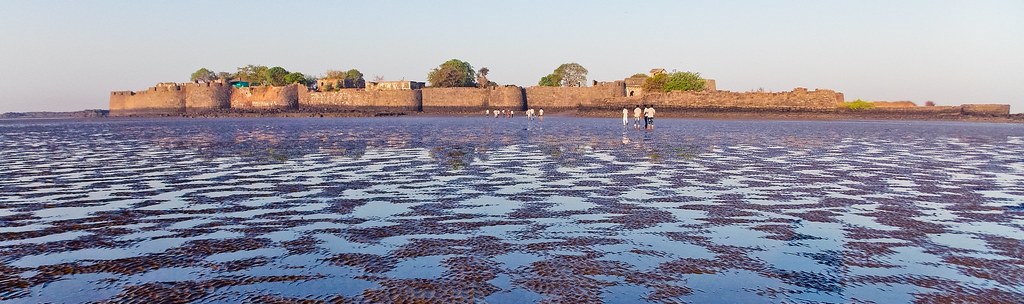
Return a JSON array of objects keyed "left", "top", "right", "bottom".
[
  {"left": 111, "top": 82, "right": 1011, "bottom": 116},
  {"left": 110, "top": 83, "right": 232, "bottom": 116},
  {"left": 524, "top": 82, "right": 626, "bottom": 109},
  {"left": 585, "top": 88, "right": 844, "bottom": 110},
  {"left": 961, "top": 104, "right": 1011, "bottom": 116},
  {"left": 229, "top": 84, "right": 300, "bottom": 111},
  {"left": 300, "top": 89, "right": 422, "bottom": 111},
  {"left": 110, "top": 86, "right": 185, "bottom": 116},
  {"left": 184, "top": 83, "right": 231, "bottom": 112},
  {"left": 421, "top": 87, "right": 525, "bottom": 111}
]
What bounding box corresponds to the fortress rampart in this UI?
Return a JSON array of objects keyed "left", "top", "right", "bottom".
[
  {"left": 229, "top": 84, "right": 300, "bottom": 111},
  {"left": 184, "top": 82, "right": 231, "bottom": 112},
  {"left": 421, "top": 87, "right": 525, "bottom": 111},
  {"left": 585, "top": 88, "right": 844, "bottom": 110},
  {"left": 961, "top": 104, "right": 1011, "bottom": 116},
  {"left": 110, "top": 82, "right": 232, "bottom": 116},
  {"left": 110, "top": 81, "right": 1011, "bottom": 117},
  {"left": 300, "top": 89, "right": 422, "bottom": 112},
  {"left": 525, "top": 81, "right": 625, "bottom": 109}
]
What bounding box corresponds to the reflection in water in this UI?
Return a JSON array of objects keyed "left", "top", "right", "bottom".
[{"left": 0, "top": 117, "right": 1023, "bottom": 303}]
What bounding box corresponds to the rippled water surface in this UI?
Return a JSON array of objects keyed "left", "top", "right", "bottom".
[{"left": 2, "top": 117, "right": 1023, "bottom": 303}]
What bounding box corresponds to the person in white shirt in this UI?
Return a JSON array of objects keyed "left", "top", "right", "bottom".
[
  {"left": 510, "top": 110, "right": 514, "bottom": 118},
  {"left": 622, "top": 107, "right": 629, "bottom": 126},
  {"left": 494, "top": 109, "right": 500, "bottom": 118},
  {"left": 633, "top": 105, "right": 642, "bottom": 129},
  {"left": 642, "top": 105, "right": 650, "bottom": 129},
  {"left": 486, "top": 109, "right": 490, "bottom": 116},
  {"left": 538, "top": 108, "right": 544, "bottom": 121},
  {"left": 646, "top": 105, "right": 657, "bottom": 129}
]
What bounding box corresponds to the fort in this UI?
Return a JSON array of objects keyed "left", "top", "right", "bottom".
[{"left": 109, "top": 72, "right": 1013, "bottom": 118}]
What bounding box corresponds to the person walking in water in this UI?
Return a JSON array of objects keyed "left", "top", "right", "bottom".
[
  {"left": 638, "top": 104, "right": 647, "bottom": 128},
  {"left": 538, "top": 108, "right": 544, "bottom": 121},
  {"left": 633, "top": 105, "right": 642, "bottom": 129},
  {"left": 622, "top": 107, "right": 629, "bottom": 126},
  {"left": 645, "top": 105, "right": 656, "bottom": 129}
]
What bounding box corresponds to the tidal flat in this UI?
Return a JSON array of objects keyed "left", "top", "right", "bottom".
[{"left": 1, "top": 117, "right": 1023, "bottom": 303}]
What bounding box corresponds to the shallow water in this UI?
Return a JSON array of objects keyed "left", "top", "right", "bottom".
[{"left": 1, "top": 117, "right": 1023, "bottom": 303}]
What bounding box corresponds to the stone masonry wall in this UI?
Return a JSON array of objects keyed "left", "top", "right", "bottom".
[
  {"left": 109, "top": 86, "right": 185, "bottom": 116},
  {"left": 524, "top": 82, "right": 625, "bottom": 109},
  {"left": 300, "top": 89, "right": 422, "bottom": 111},
  {"left": 421, "top": 87, "right": 525, "bottom": 112},
  {"left": 584, "top": 88, "right": 844, "bottom": 110},
  {"left": 230, "top": 84, "right": 299, "bottom": 110},
  {"left": 109, "top": 92, "right": 129, "bottom": 115},
  {"left": 183, "top": 82, "right": 231, "bottom": 113},
  {"left": 961, "top": 104, "right": 1011, "bottom": 116}
]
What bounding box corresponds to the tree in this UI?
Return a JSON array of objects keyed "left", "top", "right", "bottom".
[
  {"left": 538, "top": 73, "right": 561, "bottom": 87},
  {"left": 427, "top": 59, "right": 476, "bottom": 87},
  {"left": 554, "top": 63, "right": 588, "bottom": 87},
  {"left": 216, "top": 72, "right": 233, "bottom": 81},
  {"left": 630, "top": 73, "right": 648, "bottom": 78},
  {"left": 284, "top": 72, "right": 307, "bottom": 85},
  {"left": 663, "top": 71, "right": 705, "bottom": 92},
  {"left": 538, "top": 63, "right": 588, "bottom": 87},
  {"left": 642, "top": 73, "right": 668, "bottom": 92},
  {"left": 264, "top": 66, "right": 290, "bottom": 86},
  {"left": 344, "top": 69, "right": 364, "bottom": 82},
  {"left": 236, "top": 65, "right": 269, "bottom": 85},
  {"left": 476, "top": 67, "right": 497, "bottom": 88},
  {"left": 190, "top": 68, "right": 216, "bottom": 82}
]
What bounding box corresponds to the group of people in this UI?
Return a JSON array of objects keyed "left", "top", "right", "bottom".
[
  {"left": 486, "top": 108, "right": 543, "bottom": 120},
  {"left": 623, "top": 104, "right": 656, "bottom": 129}
]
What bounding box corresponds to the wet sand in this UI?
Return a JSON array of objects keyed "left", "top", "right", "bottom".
[{"left": 1, "top": 117, "right": 1023, "bottom": 303}]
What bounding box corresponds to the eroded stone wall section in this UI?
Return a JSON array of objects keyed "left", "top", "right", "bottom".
[
  {"left": 300, "top": 89, "right": 422, "bottom": 112},
  {"left": 229, "top": 84, "right": 300, "bottom": 111},
  {"left": 525, "top": 82, "right": 626, "bottom": 110},
  {"left": 421, "top": 87, "right": 525, "bottom": 112}
]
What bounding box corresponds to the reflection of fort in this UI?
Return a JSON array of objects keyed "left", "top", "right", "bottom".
[{"left": 109, "top": 70, "right": 1011, "bottom": 117}]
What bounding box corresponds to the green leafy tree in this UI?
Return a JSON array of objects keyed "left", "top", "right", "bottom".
[
  {"left": 630, "top": 73, "right": 648, "bottom": 78},
  {"left": 264, "top": 66, "right": 290, "bottom": 86},
  {"left": 663, "top": 71, "right": 705, "bottom": 92},
  {"left": 554, "top": 63, "right": 588, "bottom": 87},
  {"left": 344, "top": 69, "right": 364, "bottom": 82},
  {"left": 538, "top": 63, "right": 588, "bottom": 87},
  {"left": 190, "top": 68, "right": 216, "bottom": 82},
  {"left": 236, "top": 65, "right": 269, "bottom": 85},
  {"left": 324, "top": 69, "right": 365, "bottom": 87},
  {"left": 427, "top": 59, "right": 476, "bottom": 87},
  {"left": 642, "top": 73, "right": 668, "bottom": 92},
  {"left": 538, "top": 73, "right": 561, "bottom": 87},
  {"left": 216, "top": 72, "right": 233, "bottom": 81},
  {"left": 284, "top": 72, "right": 308, "bottom": 85}
]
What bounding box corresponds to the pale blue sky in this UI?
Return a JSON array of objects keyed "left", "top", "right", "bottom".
[{"left": 1, "top": 0, "right": 1021, "bottom": 112}]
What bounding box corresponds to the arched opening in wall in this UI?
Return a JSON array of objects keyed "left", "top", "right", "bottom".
[{"left": 629, "top": 91, "right": 634, "bottom": 97}]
